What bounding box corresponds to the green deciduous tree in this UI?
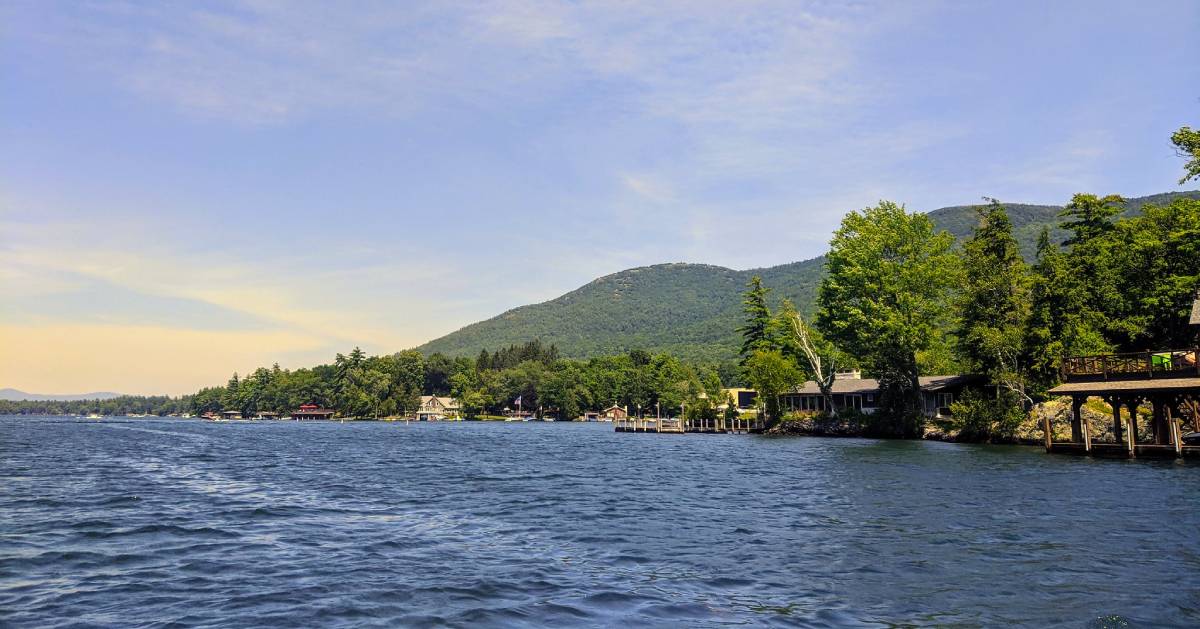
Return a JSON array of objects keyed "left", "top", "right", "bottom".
[
  {"left": 1108, "top": 196, "right": 1200, "bottom": 349},
  {"left": 382, "top": 350, "right": 425, "bottom": 416},
  {"left": 743, "top": 349, "right": 802, "bottom": 426},
  {"left": 816, "top": 201, "right": 958, "bottom": 435}
]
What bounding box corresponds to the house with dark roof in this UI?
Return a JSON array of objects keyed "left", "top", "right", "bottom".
[
  {"left": 294, "top": 404, "right": 335, "bottom": 420},
  {"left": 780, "top": 371, "right": 982, "bottom": 419}
]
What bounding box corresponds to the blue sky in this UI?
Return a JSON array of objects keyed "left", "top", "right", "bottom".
[{"left": 2, "top": 1, "right": 1197, "bottom": 395}]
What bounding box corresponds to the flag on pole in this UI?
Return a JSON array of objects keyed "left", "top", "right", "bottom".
[{"left": 514, "top": 395, "right": 522, "bottom": 405}]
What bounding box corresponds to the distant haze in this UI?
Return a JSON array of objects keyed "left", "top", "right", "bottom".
[{"left": 0, "top": 389, "right": 124, "bottom": 402}]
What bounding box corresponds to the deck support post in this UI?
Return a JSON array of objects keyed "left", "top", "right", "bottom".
[
  {"left": 1109, "top": 397, "right": 1124, "bottom": 445},
  {"left": 1125, "top": 399, "right": 1140, "bottom": 445},
  {"left": 1151, "top": 397, "right": 1170, "bottom": 445},
  {"left": 1070, "top": 397, "right": 1084, "bottom": 443},
  {"left": 1082, "top": 416, "right": 1092, "bottom": 452},
  {"left": 1151, "top": 398, "right": 1161, "bottom": 444},
  {"left": 1172, "top": 414, "right": 1183, "bottom": 456},
  {"left": 1042, "top": 412, "right": 1052, "bottom": 451}
]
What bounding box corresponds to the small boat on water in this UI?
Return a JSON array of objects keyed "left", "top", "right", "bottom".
[{"left": 86, "top": 413, "right": 102, "bottom": 419}]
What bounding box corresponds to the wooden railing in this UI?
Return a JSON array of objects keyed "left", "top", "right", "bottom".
[{"left": 1061, "top": 348, "right": 1199, "bottom": 381}]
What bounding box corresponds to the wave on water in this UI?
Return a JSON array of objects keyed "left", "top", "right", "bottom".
[{"left": 2, "top": 416, "right": 1198, "bottom": 627}]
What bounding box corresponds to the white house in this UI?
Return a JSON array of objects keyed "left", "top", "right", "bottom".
[{"left": 416, "top": 395, "right": 461, "bottom": 421}]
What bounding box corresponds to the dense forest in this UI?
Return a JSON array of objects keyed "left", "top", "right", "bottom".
[
  {"left": 0, "top": 395, "right": 190, "bottom": 417},
  {"left": 736, "top": 187, "right": 1199, "bottom": 439},
  {"left": 0, "top": 340, "right": 734, "bottom": 422}
]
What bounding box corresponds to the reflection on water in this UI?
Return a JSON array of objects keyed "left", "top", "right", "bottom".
[{"left": 2, "top": 417, "right": 1198, "bottom": 627}]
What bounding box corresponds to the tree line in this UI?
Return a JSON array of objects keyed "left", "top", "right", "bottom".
[
  {"left": 1, "top": 340, "right": 736, "bottom": 420},
  {"left": 736, "top": 126, "right": 1199, "bottom": 439}
]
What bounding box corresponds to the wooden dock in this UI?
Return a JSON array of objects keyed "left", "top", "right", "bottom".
[
  {"left": 614, "top": 416, "right": 765, "bottom": 435},
  {"left": 1045, "top": 347, "right": 1199, "bottom": 460}
]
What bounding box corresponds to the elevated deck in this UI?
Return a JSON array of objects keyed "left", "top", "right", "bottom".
[
  {"left": 1046, "top": 348, "right": 1199, "bottom": 459},
  {"left": 1060, "top": 348, "right": 1198, "bottom": 382}
]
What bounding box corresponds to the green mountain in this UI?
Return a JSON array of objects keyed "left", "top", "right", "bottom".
[{"left": 417, "top": 192, "right": 1199, "bottom": 362}]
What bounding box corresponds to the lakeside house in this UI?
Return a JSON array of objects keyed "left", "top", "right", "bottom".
[
  {"left": 294, "top": 404, "right": 335, "bottom": 420},
  {"left": 221, "top": 410, "right": 243, "bottom": 420},
  {"left": 779, "top": 371, "right": 983, "bottom": 419},
  {"left": 721, "top": 388, "right": 758, "bottom": 411},
  {"left": 417, "top": 395, "right": 460, "bottom": 421},
  {"left": 598, "top": 405, "right": 628, "bottom": 421}
]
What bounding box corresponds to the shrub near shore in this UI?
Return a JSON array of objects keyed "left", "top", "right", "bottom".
[
  {"left": 769, "top": 409, "right": 912, "bottom": 439},
  {"left": 770, "top": 404, "right": 1043, "bottom": 444}
]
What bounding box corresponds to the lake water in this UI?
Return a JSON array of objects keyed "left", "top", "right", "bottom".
[{"left": 2, "top": 417, "right": 1198, "bottom": 627}]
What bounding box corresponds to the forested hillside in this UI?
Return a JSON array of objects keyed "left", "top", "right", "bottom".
[{"left": 417, "top": 192, "right": 1199, "bottom": 362}]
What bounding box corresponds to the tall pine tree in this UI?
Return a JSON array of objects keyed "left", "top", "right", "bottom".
[
  {"left": 955, "top": 200, "right": 1032, "bottom": 405},
  {"left": 738, "top": 276, "right": 775, "bottom": 366}
]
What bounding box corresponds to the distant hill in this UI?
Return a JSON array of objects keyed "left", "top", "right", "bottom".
[
  {"left": 417, "top": 191, "right": 1200, "bottom": 363},
  {"left": 0, "top": 388, "right": 124, "bottom": 402}
]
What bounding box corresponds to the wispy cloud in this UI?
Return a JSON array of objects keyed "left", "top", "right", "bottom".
[{"left": 21, "top": 1, "right": 891, "bottom": 128}]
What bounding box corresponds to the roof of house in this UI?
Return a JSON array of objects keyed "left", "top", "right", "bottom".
[
  {"left": 789, "top": 375, "right": 981, "bottom": 396},
  {"left": 602, "top": 404, "right": 627, "bottom": 412},
  {"left": 790, "top": 379, "right": 880, "bottom": 395},
  {"left": 419, "top": 395, "right": 460, "bottom": 408},
  {"left": 918, "top": 374, "right": 983, "bottom": 391}
]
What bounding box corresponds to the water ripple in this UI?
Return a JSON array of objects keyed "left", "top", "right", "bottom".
[{"left": 1, "top": 417, "right": 1198, "bottom": 627}]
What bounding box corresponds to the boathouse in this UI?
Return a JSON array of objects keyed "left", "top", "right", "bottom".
[
  {"left": 221, "top": 410, "right": 243, "bottom": 420},
  {"left": 598, "top": 404, "right": 628, "bottom": 421},
  {"left": 293, "top": 404, "right": 335, "bottom": 420},
  {"left": 1044, "top": 289, "right": 1200, "bottom": 458}
]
